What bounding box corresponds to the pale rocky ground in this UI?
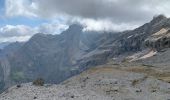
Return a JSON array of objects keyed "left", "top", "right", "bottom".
[{"left": 0, "top": 64, "right": 170, "bottom": 100}]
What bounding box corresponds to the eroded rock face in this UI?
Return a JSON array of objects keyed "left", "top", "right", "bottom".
[
  {"left": 145, "top": 28, "right": 170, "bottom": 51},
  {"left": 1, "top": 24, "right": 116, "bottom": 86},
  {"left": 115, "top": 15, "right": 170, "bottom": 54},
  {"left": 0, "top": 65, "right": 5, "bottom": 92}
]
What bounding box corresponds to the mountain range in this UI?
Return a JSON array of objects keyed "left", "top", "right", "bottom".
[{"left": 0, "top": 15, "right": 170, "bottom": 94}]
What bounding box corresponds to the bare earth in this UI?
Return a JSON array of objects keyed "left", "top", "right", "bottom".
[{"left": 0, "top": 64, "right": 170, "bottom": 100}]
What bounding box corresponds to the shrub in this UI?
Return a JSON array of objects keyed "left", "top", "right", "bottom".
[
  {"left": 131, "top": 79, "right": 140, "bottom": 86},
  {"left": 16, "top": 84, "right": 21, "bottom": 88},
  {"left": 33, "top": 78, "right": 44, "bottom": 86}
]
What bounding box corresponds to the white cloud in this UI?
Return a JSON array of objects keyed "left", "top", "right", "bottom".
[
  {"left": 0, "top": 22, "right": 69, "bottom": 42},
  {"left": 5, "top": 0, "right": 38, "bottom": 17},
  {"left": 0, "top": 25, "right": 35, "bottom": 42},
  {"left": 0, "top": 25, "right": 35, "bottom": 37},
  {"left": 78, "top": 18, "right": 138, "bottom": 32},
  {"left": 5, "top": 0, "right": 170, "bottom": 32},
  {"left": 5, "top": 0, "right": 170, "bottom": 21},
  {"left": 0, "top": 36, "right": 31, "bottom": 43},
  {"left": 36, "top": 22, "right": 69, "bottom": 34},
  {"left": 3, "top": 0, "right": 170, "bottom": 41}
]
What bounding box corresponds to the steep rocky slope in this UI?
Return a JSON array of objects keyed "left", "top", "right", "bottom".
[
  {"left": 0, "top": 42, "right": 11, "bottom": 49},
  {"left": 5, "top": 24, "right": 113, "bottom": 84},
  {"left": 0, "top": 42, "right": 24, "bottom": 92},
  {"left": 0, "top": 65, "right": 4, "bottom": 91},
  {"left": 0, "top": 64, "right": 170, "bottom": 100},
  {"left": 0, "top": 24, "right": 118, "bottom": 91}
]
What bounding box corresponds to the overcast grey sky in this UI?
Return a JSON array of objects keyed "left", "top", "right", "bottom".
[{"left": 1, "top": 0, "right": 170, "bottom": 42}]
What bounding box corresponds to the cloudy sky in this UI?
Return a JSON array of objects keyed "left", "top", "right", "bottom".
[{"left": 0, "top": 0, "right": 170, "bottom": 43}]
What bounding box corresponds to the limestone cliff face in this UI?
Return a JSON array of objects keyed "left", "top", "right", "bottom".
[
  {"left": 0, "top": 64, "right": 4, "bottom": 92},
  {"left": 0, "top": 58, "right": 11, "bottom": 89},
  {"left": 6, "top": 24, "right": 83, "bottom": 84},
  {"left": 76, "top": 15, "right": 170, "bottom": 68},
  {"left": 145, "top": 28, "right": 170, "bottom": 50},
  {"left": 0, "top": 42, "right": 23, "bottom": 92},
  {"left": 116, "top": 15, "right": 170, "bottom": 53}
]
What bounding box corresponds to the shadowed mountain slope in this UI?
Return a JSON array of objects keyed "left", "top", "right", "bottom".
[{"left": 1, "top": 15, "right": 170, "bottom": 92}]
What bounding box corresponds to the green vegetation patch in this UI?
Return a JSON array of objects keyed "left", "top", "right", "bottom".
[{"left": 11, "top": 71, "right": 25, "bottom": 82}]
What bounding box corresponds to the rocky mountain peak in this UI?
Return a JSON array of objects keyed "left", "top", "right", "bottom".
[
  {"left": 61, "top": 24, "right": 83, "bottom": 36},
  {"left": 30, "top": 33, "right": 50, "bottom": 40},
  {"left": 68, "top": 24, "right": 83, "bottom": 30},
  {"left": 150, "top": 14, "right": 167, "bottom": 24}
]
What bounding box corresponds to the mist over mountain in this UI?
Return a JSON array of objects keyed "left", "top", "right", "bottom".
[
  {"left": 1, "top": 0, "right": 170, "bottom": 99},
  {"left": 0, "top": 42, "right": 11, "bottom": 49},
  {"left": 0, "top": 24, "right": 117, "bottom": 91},
  {"left": 0, "top": 15, "right": 170, "bottom": 99}
]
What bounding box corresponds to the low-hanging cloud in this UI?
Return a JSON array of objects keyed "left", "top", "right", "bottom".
[
  {"left": 34, "top": 0, "right": 155, "bottom": 24},
  {"left": 5, "top": 0, "right": 170, "bottom": 31},
  {"left": 77, "top": 18, "right": 138, "bottom": 32},
  {"left": 0, "top": 23, "right": 68, "bottom": 42},
  {"left": 3, "top": 0, "right": 170, "bottom": 42}
]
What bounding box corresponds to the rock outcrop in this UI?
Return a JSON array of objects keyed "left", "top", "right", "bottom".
[{"left": 145, "top": 28, "right": 170, "bottom": 50}]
